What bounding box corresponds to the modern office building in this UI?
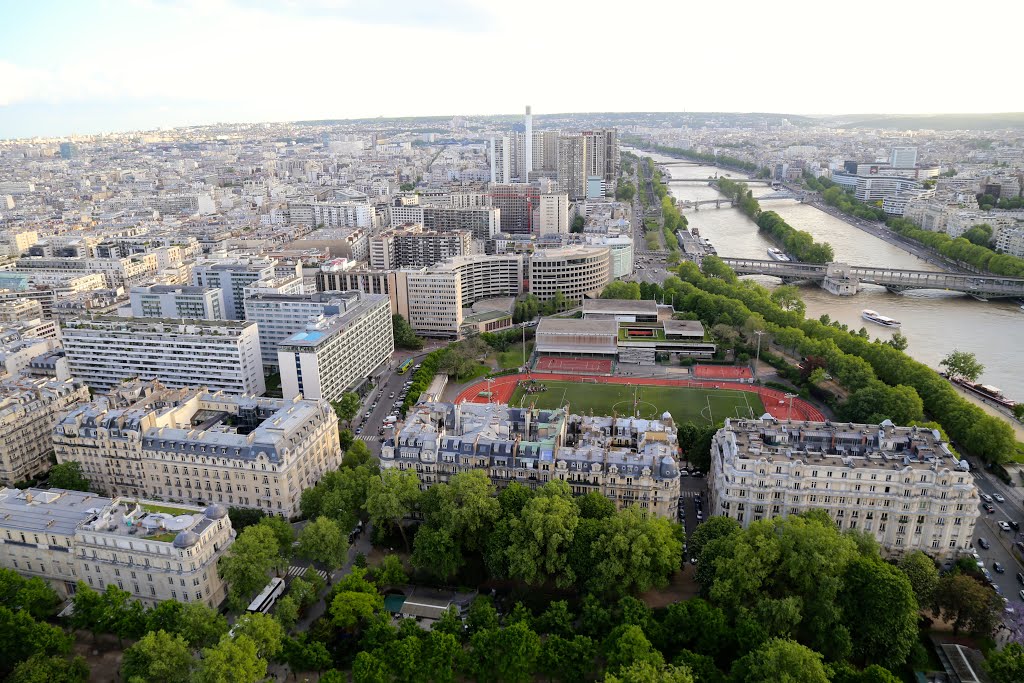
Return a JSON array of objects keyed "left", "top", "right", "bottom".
[
  {"left": 0, "top": 486, "right": 234, "bottom": 606},
  {"left": 191, "top": 258, "right": 276, "bottom": 320},
  {"left": 708, "top": 417, "right": 979, "bottom": 559},
  {"left": 62, "top": 317, "right": 265, "bottom": 396},
  {"left": 528, "top": 246, "right": 611, "bottom": 303},
  {"left": 890, "top": 147, "right": 918, "bottom": 169},
  {"left": 53, "top": 381, "right": 342, "bottom": 516},
  {"left": 0, "top": 377, "right": 90, "bottom": 485},
  {"left": 129, "top": 285, "right": 226, "bottom": 320},
  {"left": 383, "top": 401, "right": 681, "bottom": 518},
  {"left": 278, "top": 291, "right": 393, "bottom": 401}
]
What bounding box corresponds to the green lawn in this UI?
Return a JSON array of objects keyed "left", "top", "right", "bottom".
[
  {"left": 495, "top": 341, "right": 534, "bottom": 370},
  {"left": 142, "top": 503, "right": 196, "bottom": 516},
  {"left": 509, "top": 380, "right": 764, "bottom": 425},
  {"left": 146, "top": 532, "right": 179, "bottom": 543}
]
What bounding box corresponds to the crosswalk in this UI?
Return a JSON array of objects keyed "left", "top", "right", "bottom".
[
  {"left": 286, "top": 565, "right": 330, "bottom": 582},
  {"left": 356, "top": 435, "right": 380, "bottom": 443}
]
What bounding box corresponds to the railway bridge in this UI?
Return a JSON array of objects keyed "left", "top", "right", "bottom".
[{"left": 719, "top": 258, "right": 1024, "bottom": 299}]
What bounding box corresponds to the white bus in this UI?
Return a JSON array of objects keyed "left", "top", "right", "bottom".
[{"left": 246, "top": 577, "right": 285, "bottom": 614}]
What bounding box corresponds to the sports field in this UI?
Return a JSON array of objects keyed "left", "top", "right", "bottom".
[{"left": 509, "top": 379, "right": 765, "bottom": 425}]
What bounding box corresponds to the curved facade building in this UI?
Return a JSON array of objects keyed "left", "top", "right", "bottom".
[{"left": 528, "top": 246, "right": 611, "bottom": 303}]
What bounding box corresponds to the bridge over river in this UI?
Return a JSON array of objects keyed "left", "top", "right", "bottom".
[
  {"left": 719, "top": 258, "right": 1024, "bottom": 300},
  {"left": 681, "top": 191, "right": 801, "bottom": 210}
]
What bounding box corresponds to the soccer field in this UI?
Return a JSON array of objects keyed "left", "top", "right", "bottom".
[{"left": 509, "top": 380, "right": 764, "bottom": 425}]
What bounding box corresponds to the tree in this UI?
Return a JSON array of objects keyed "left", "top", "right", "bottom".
[
  {"left": 537, "top": 634, "right": 595, "bottom": 683},
  {"left": 343, "top": 438, "right": 374, "bottom": 468},
  {"left": 899, "top": 551, "right": 939, "bottom": 608},
  {"left": 227, "top": 507, "right": 266, "bottom": 532},
  {"left": 230, "top": 612, "right": 284, "bottom": 659},
  {"left": 422, "top": 630, "right": 460, "bottom": 683},
  {"left": 467, "top": 596, "right": 500, "bottom": 633},
  {"left": 769, "top": 285, "right": 805, "bottom": 316},
  {"left": 218, "top": 524, "right": 283, "bottom": 612},
  {"left": 420, "top": 470, "right": 501, "bottom": 554},
  {"left": 297, "top": 516, "right": 349, "bottom": 569},
  {"left": 536, "top": 599, "right": 575, "bottom": 638},
  {"left": 885, "top": 331, "right": 909, "bottom": 351},
  {"left": 288, "top": 574, "right": 323, "bottom": 610},
  {"left": 273, "top": 595, "right": 299, "bottom": 631},
  {"left": 730, "top": 638, "right": 829, "bottom": 683},
  {"left": 330, "top": 567, "right": 384, "bottom": 630},
  {"left": 281, "top": 635, "right": 333, "bottom": 675},
  {"left": 120, "top": 629, "right": 194, "bottom": 683},
  {"left": 604, "top": 625, "right": 664, "bottom": 674},
  {"left": 605, "top": 661, "right": 695, "bottom": 683},
  {"left": 257, "top": 515, "right": 295, "bottom": 555},
  {"left": 940, "top": 350, "right": 984, "bottom": 382},
  {"left": 507, "top": 480, "right": 579, "bottom": 588},
  {"left": 0, "top": 570, "right": 59, "bottom": 620},
  {"left": 601, "top": 281, "right": 642, "bottom": 300},
  {"left": 571, "top": 215, "right": 586, "bottom": 232},
  {"left": 194, "top": 635, "right": 267, "bottom": 683},
  {"left": 587, "top": 507, "right": 683, "bottom": 596},
  {"left": 0, "top": 606, "right": 73, "bottom": 678},
  {"left": 47, "top": 461, "right": 89, "bottom": 491},
  {"left": 393, "top": 314, "right": 425, "bottom": 350},
  {"left": 7, "top": 655, "right": 89, "bottom": 683},
  {"left": 576, "top": 491, "right": 617, "bottom": 520},
  {"left": 687, "top": 515, "right": 740, "bottom": 560},
  {"left": 985, "top": 642, "right": 1024, "bottom": 683},
  {"left": 470, "top": 622, "right": 541, "bottom": 683},
  {"left": 332, "top": 392, "right": 362, "bottom": 428},
  {"left": 352, "top": 651, "right": 389, "bottom": 683},
  {"left": 178, "top": 602, "right": 229, "bottom": 649},
  {"left": 364, "top": 468, "right": 421, "bottom": 551},
  {"left": 376, "top": 553, "right": 408, "bottom": 586},
  {"left": 839, "top": 557, "right": 918, "bottom": 670},
  {"left": 933, "top": 573, "right": 1002, "bottom": 635},
  {"left": 412, "top": 524, "right": 463, "bottom": 580}
]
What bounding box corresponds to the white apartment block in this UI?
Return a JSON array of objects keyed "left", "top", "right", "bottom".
[
  {"left": 854, "top": 176, "right": 923, "bottom": 203},
  {"left": 244, "top": 292, "right": 357, "bottom": 370},
  {"left": 0, "top": 377, "right": 90, "bottom": 484},
  {"left": 995, "top": 226, "right": 1024, "bottom": 258},
  {"left": 191, "top": 258, "right": 276, "bottom": 320},
  {"left": 242, "top": 275, "right": 304, "bottom": 300},
  {"left": 0, "top": 337, "right": 57, "bottom": 380},
  {"left": 16, "top": 255, "right": 159, "bottom": 287},
  {"left": 529, "top": 246, "right": 611, "bottom": 303},
  {"left": 287, "top": 200, "right": 373, "bottom": 229},
  {"left": 53, "top": 382, "right": 342, "bottom": 517},
  {"left": 389, "top": 205, "right": 425, "bottom": 227},
  {"left": 0, "top": 487, "right": 233, "bottom": 606},
  {"left": 278, "top": 292, "right": 393, "bottom": 401},
  {"left": 129, "top": 286, "right": 226, "bottom": 320},
  {"left": 62, "top": 317, "right": 265, "bottom": 396},
  {"left": 709, "top": 417, "right": 979, "bottom": 560},
  {"left": 538, "top": 193, "right": 570, "bottom": 235}
]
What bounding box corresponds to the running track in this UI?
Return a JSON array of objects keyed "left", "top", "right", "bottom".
[{"left": 454, "top": 373, "right": 826, "bottom": 422}]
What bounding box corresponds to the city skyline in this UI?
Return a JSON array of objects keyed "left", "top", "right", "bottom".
[{"left": 2, "top": 0, "right": 1023, "bottom": 138}]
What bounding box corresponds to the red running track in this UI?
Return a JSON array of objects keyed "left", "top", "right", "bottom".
[
  {"left": 453, "top": 372, "right": 826, "bottom": 423},
  {"left": 693, "top": 364, "right": 754, "bottom": 381}
]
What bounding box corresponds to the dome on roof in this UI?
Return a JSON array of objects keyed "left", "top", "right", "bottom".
[
  {"left": 761, "top": 413, "right": 776, "bottom": 421},
  {"left": 660, "top": 455, "right": 679, "bottom": 479},
  {"left": 662, "top": 411, "right": 672, "bottom": 421},
  {"left": 880, "top": 419, "right": 895, "bottom": 427},
  {"left": 172, "top": 530, "right": 200, "bottom": 548},
  {"left": 204, "top": 503, "right": 228, "bottom": 520}
]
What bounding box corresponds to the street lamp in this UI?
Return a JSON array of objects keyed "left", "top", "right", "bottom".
[
  {"left": 753, "top": 330, "right": 765, "bottom": 379},
  {"left": 784, "top": 393, "right": 797, "bottom": 421}
]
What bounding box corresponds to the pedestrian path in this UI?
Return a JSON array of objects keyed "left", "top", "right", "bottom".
[
  {"left": 286, "top": 565, "right": 329, "bottom": 582},
  {"left": 356, "top": 435, "right": 379, "bottom": 443}
]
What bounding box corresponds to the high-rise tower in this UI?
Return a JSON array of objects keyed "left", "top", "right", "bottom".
[{"left": 524, "top": 106, "right": 533, "bottom": 182}]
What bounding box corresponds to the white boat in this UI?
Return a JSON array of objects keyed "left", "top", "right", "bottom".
[
  {"left": 862, "top": 309, "right": 901, "bottom": 327},
  {"left": 767, "top": 248, "right": 791, "bottom": 262}
]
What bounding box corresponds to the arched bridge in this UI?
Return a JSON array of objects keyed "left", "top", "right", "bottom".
[
  {"left": 667, "top": 177, "right": 775, "bottom": 185},
  {"left": 681, "top": 191, "right": 801, "bottom": 211},
  {"left": 719, "top": 258, "right": 1024, "bottom": 299}
]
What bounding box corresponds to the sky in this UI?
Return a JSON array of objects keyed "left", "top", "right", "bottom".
[{"left": 1, "top": 0, "right": 1022, "bottom": 139}]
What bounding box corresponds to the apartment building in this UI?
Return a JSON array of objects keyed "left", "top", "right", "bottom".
[
  {"left": 528, "top": 246, "right": 611, "bottom": 303},
  {"left": 370, "top": 226, "right": 473, "bottom": 269},
  {"left": 422, "top": 206, "right": 500, "bottom": 241},
  {"left": 191, "top": 258, "right": 276, "bottom": 320},
  {"left": 558, "top": 134, "right": 588, "bottom": 200},
  {"left": 129, "top": 285, "right": 226, "bottom": 320},
  {"left": 709, "top": 417, "right": 979, "bottom": 559},
  {"left": 53, "top": 382, "right": 342, "bottom": 516},
  {"left": 383, "top": 402, "right": 680, "bottom": 518},
  {"left": 16, "top": 255, "right": 159, "bottom": 287},
  {"left": 489, "top": 183, "right": 541, "bottom": 234},
  {"left": 538, "top": 193, "right": 570, "bottom": 235},
  {"left": 0, "top": 377, "right": 90, "bottom": 484},
  {"left": 278, "top": 291, "right": 393, "bottom": 401},
  {"left": 287, "top": 200, "right": 373, "bottom": 229},
  {"left": 244, "top": 291, "right": 349, "bottom": 370},
  {"left": 62, "top": 317, "right": 265, "bottom": 396},
  {"left": 0, "top": 486, "right": 233, "bottom": 606}
]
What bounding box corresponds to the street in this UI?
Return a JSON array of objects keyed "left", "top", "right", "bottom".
[
  {"left": 351, "top": 349, "right": 437, "bottom": 456},
  {"left": 969, "top": 467, "right": 1024, "bottom": 609}
]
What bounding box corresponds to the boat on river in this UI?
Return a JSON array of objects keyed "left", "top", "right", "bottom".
[
  {"left": 767, "top": 248, "right": 791, "bottom": 262},
  {"left": 862, "top": 309, "right": 901, "bottom": 327}
]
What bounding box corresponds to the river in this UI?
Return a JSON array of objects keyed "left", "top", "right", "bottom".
[{"left": 635, "top": 150, "right": 1024, "bottom": 401}]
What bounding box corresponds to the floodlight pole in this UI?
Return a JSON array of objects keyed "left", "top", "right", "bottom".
[
  {"left": 753, "top": 330, "right": 765, "bottom": 379},
  {"left": 785, "top": 392, "right": 797, "bottom": 421}
]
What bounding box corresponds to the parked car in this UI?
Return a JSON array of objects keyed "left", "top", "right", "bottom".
[
  {"left": 1019, "top": 589, "right": 1024, "bottom": 601},
  {"left": 994, "top": 493, "right": 1005, "bottom": 503},
  {"left": 1011, "top": 520, "right": 1021, "bottom": 531},
  {"left": 978, "top": 538, "right": 991, "bottom": 549},
  {"left": 999, "top": 521, "right": 1012, "bottom": 532},
  {"left": 1016, "top": 572, "right": 1024, "bottom": 585},
  {"left": 679, "top": 470, "right": 689, "bottom": 477}
]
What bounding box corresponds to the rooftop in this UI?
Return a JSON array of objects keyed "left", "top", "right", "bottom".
[
  {"left": 537, "top": 318, "right": 618, "bottom": 336},
  {"left": 583, "top": 299, "right": 658, "bottom": 315}
]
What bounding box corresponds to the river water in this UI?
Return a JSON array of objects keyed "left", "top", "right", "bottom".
[{"left": 638, "top": 150, "right": 1024, "bottom": 400}]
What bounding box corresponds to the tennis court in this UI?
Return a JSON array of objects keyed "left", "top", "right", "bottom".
[
  {"left": 509, "top": 379, "right": 763, "bottom": 424},
  {"left": 535, "top": 356, "right": 613, "bottom": 374}
]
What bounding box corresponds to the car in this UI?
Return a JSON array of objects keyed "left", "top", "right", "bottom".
[
  {"left": 1016, "top": 572, "right": 1024, "bottom": 585},
  {"left": 994, "top": 493, "right": 1005, "bottom": 503},
  {"left": 371, "top": 402, "right": 378, "bottom": 409},
  {"left": 679, "top": 470, "right": 689, "bottom": 477},
  {"left": 994, "top": 562, "right": 1005, "bottom": 573},
  {"left": 1020, "top": 589, "right": 1024, "bottom": 601},
  {"left": 389, "top": 392, "right": 395, "bottom": 399},
  {"left": 984, "top": 503, "right": 996, "bottom": 513},
  {"left": 978, "top": 538, "right": 991, "bottom": 549},
  {"left": 981, "top": 493, "right": 994, "bottom": 503},
  {"left": 1011, "top": 520, "right": 1021, "bottom": 531},
  {"left": 355, "top": 427, "right": 362, "bottom": 435},
  {"left": 364, "top": 411, "right": 372, "bottom": 419},
  {"left": 999, "top": 521, "right": 1012, "bottom": 532},
  {"left": 696, "top": 511, "right": 703, "bottom": 522}
]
